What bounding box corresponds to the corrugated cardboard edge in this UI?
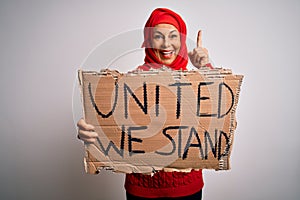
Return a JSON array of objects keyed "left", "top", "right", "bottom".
[
  {"left": 78, "top": 69, "right": 85, "bottom": 119},
  {"left": 78, "top": 69, "right": 99, "bottom": 173},
  {"left": 217, "top": 74, "right": 244, "bottom": 170},
  {"left": 84, "top": 144, "right": 201, "bottom": 174},
  {"left": 85, "top": 145, "right": 165, "bottom": 174},
  {"left": 78, "top": 69, "right": 89, "bottom": 172}
]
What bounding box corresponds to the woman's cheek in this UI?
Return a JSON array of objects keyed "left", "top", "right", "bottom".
[{"left": 152, "top": 39, "right": 162, "bottom": 49}]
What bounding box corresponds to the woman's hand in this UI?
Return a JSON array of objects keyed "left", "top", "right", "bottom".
[
  {"left": 77, "top": 118, "right": 98, "bottom": 143},
  {"left": 188, "top": 30, "right": 210, "bottom": 68}
]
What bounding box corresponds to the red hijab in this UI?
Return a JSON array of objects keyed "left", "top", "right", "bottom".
[{"left": 138, "top": 8, "right": 188, "bottom": 71}]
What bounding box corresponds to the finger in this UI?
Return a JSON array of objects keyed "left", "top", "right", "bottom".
[
  {"left": 78, "top": 135, "right": 97, "bottom": 143},
  {"left": 78, "top": 129, "right": 98, "bottom": 138},
  {"left": 197, "top": 30, "right": 202, "bottom": 48},
  {"left": 193, "top": 47, "right": 206, "bottom": 55},
  {"left": 78, "top": 131, "right": 98, "bottom": 143},
  {"left": 189, "top": 51, "right": 197, "bottom": 63},
  {"left": 77, "top": 118, "right": 95, "bottom": 131}
]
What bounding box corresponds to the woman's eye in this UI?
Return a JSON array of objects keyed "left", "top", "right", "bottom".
[
  {"left": 154, "top": 35, "right": 163, "bottom": 40},
  {"left": 170, "top": 34, "right": 178, "bottom": 39}
]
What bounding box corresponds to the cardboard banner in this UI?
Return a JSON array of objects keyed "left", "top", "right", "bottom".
[{"left": 78, "top": 68, "right": 243, "bottom": 174}]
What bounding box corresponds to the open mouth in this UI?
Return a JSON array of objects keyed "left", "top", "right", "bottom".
[{"left": 160, "top": 50, "right": 175, "bottom": 59}]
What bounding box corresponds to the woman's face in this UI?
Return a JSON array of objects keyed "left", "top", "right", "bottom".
[{"left": 152, "top": 23, "right": 181, "bottom": 65}]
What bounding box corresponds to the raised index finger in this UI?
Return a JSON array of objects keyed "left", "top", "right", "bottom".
[{"left": 197, "top": 30, "right": 202, "bottom": 48}]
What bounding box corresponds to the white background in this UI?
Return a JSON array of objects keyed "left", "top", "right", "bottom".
[{"left": 0, "top": 0, "right": 299, "bottom": 199}]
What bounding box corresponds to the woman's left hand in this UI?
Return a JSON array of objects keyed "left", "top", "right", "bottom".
[{"left": 188, "top": 30, "right": 210, "bottom": 68}]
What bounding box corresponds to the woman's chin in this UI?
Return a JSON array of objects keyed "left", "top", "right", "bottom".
[{"left": 160, "top": 57, "right": 176, "bottom": 65}]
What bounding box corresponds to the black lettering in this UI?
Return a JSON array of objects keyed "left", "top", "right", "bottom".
[
  {"left": 177, "top": 126, "right": 188, "bottom": 158},
  {"left": 196, "top": 82, "right": 217, "bottom": 117},
  {"left": 204, "top": 129, "right": 217, "bottom": 159},
  {"left": 124, "top": 82, "right": 148, "bottom": 119},
  {"left": 155, "top": 126, "right": 176, "bottom": 156},
  {"left": 218, "top": 130, "right": 230, "bottom": 160},
  {"left": 155, "top": 85, "right": 159, "bottom": 117},
  {"left": 96, "top": 126, "right": 125, "bottom": 157},
  {"left": 218, "top": 82, "right": 234, "bottom": 118},
  {"left": 120, "top": 125, "right": 126, "bottom": 150},
  {"left": 169, "top": 82, "right": 192, "bottom": 119},
  {"left": 88, "top": 82, "right": 118, "bottom": 118},
  {"left": 155, "top": 126, "right": 188, "bottom": 156},
  {"left": 183, "top": 127, "right": 204, "bottom": 159},
  {"left": 128, "top": 126, "right": 147, "bottom": 156}
]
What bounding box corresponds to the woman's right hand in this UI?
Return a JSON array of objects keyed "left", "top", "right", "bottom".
[{"left": 77, "top": 118, "right": 98, "bottom": 143}]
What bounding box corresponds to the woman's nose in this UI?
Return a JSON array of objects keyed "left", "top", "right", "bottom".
[{"left": 162, "top": 38, "right": 171, "bottom": 48}]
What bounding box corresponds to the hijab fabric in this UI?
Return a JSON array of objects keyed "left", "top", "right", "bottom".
[{"left": 138, "top": 8, "right": 188, "bottom": 71}]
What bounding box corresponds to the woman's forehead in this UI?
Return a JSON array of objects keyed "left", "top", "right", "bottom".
[{"left": 154, "top": 24, "right": 179, "bottom": 33}]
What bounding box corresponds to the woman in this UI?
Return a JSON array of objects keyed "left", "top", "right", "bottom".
[{"left": 77, "top": 8, "right": 212, "bottom": 199}]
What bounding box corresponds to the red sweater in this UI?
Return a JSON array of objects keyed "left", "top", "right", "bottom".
[
  {"left": 125, "top": 64, "right": 212, "bottom": 198},
  {"left": 125, "top": 170, "right": 204, "bottom": 198}
]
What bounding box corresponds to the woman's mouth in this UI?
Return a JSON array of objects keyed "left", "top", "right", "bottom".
[{"left": 160, "top": 50, "right": 175, "bottom": 59}]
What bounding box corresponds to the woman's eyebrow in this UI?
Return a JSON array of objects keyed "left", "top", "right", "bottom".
[
  {"left": 169, "top": 30, "right": 178, "bottom": 34},
  {"left": 153, "top": 31, "right": 164, "bottom": 35},
  {"left": 154, "top": 29, "right": 178, "bottom": 35}
]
